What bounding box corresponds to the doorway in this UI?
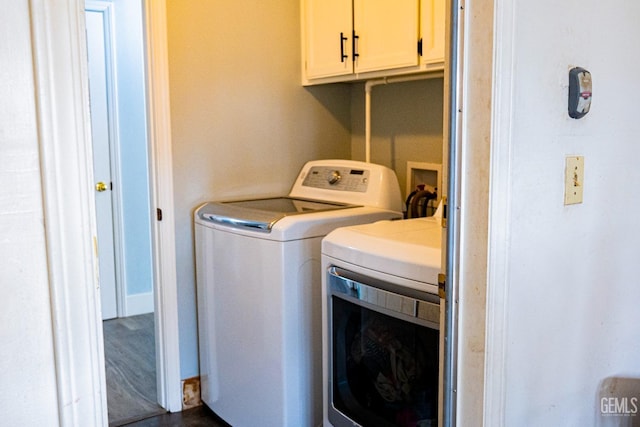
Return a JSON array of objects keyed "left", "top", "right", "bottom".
[
  {"left": 85, "top": 0, "right": 160, "bottom": 423},
  {"left": 85, "top": 0, "right": 155, "bottom": 320}
]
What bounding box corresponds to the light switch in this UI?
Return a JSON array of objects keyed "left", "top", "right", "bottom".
[{"left": 564, "top": 156, "right": 584, "bottom": 205}]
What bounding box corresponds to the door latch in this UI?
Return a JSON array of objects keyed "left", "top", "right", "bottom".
[
  {"left": 441, "top": 196, "right": 448, "bottom": 228},
  {"left": 438, "top": 273, "right": 446, "bottom": 299}
]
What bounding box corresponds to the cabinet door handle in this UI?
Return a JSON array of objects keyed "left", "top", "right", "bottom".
[
  {"left": 340, "top": 32, "right": 348, "bottom": 62},
  {"left": 352, "top": 31, "right": 359, "bottom": 61}
]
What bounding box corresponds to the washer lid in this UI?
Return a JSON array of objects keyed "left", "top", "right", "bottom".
[{"left": 197, "top": 197, "right": 359, "bottom": 232}]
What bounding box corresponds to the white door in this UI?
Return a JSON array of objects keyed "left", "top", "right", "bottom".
[{"left": 86, "top": 7, "right": 118, "bottom": 320}]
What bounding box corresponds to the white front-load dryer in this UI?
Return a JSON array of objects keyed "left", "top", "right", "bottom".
[
  {"left": 321, "top": 217, "right": 443, "bottom": 427},
  {"left": 194, "top": 160, "right": 403, "bottom": 427}
]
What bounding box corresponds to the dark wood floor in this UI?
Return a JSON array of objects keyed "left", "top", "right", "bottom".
[
  {"left": 123, "top": 405, "right": 230, "bottom": 427},
  {"left": 103, "top": 313, "right": 165, "bottom": 426},
  {"left": 104, "top": 313, "right": 227, "bottom": 426}
]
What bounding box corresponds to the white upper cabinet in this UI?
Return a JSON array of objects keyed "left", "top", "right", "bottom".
[
  {"left": 302, "top": 0, "right": 444, "bottom": 85},
  {"left": 352, "top": 0, "right": 419, "bottom": 74},
  {"left": 303, "top": 0, "right": 354, "bottom": 79},
  {"left": 420, "top": 0, "right": 445, "bottom": 65}
]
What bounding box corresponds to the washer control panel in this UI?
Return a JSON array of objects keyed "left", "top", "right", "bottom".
[{"left": 302, "top": 166, "right": 369, "bottom": 192}]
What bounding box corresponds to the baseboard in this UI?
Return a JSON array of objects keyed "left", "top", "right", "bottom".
[
  {"left": 125, "top": 291, "right": 154, "bottom": 317},
  {"left": 182, "top": 376, "right": 202, "bottom": 410}
]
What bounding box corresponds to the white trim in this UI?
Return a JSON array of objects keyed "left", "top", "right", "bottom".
[
  {"left": 125, "top": 292, "right": 155, "bottom": 317},
  {"left": 30, "top": 0, "right": 107, "bottom": 425},
  {"left": 483, "top": 0, "right": 516, "bottom": 425},
  {"left": 143, "top": 0, "right": 183, "bottom": 412}
]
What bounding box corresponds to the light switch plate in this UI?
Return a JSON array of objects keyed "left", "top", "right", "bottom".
[{"left": 564, "top": 155, "right": 584, "bottom": 205}]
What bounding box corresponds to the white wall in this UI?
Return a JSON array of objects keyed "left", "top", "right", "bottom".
[
  {"left": 0, "top": 2, "right": 61, "bottom": 424},
  {"left": 483, "top": 0, "right": 640, "bottom": 425},
  {"left": 111, "top": 0, "right": 154, "bottom": 301},
  {"left": 165, "top": 0, "right": 352, "bottom": 378}
]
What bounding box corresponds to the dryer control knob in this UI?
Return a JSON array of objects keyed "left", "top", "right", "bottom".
[{"left": 328, "top": 170, "right": 342, "bottom": 185}]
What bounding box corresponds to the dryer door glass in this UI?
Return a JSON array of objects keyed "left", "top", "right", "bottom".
[{"left": 327, "top": 268, "right": 440, "bottom": 427}]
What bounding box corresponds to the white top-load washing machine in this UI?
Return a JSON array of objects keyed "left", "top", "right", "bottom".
[
  {"left": 194, "top": 160, "right": 403, "bottom": 427},
  {"left": 321, "top": 217, "right": 442, "bottom": 426}
]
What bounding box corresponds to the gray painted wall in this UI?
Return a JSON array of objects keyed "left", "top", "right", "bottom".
[{"left": 350, "top": 78, "right": 445, "bottom": 200}]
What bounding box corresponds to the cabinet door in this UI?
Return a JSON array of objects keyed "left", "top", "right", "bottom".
[
  {"left": 353, "top": 0, "right": 419, "bottom": 74},
  {"left": 303, "top": 0, "right": 353, "bottom": 79},
  {"left": 420, "top": 0, "right": 445, "bottom": 64}
]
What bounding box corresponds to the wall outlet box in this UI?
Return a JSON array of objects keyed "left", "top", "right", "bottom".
[
  {"left": 564, "top": 155, "right": 584, "bottom": 205},
  {"left": 406, "top": 161, "right": 442, "bottom": 200}
]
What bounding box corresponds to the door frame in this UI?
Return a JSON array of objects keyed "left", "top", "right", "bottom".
[
  {"left": 447, "top": 0, "right": 496, "bottom": 424},
  {"left": 442, "top": 0, "right": 461, "bottom": 423},
  {"left": 30, "top": 0, "right": 182, "bottom": 423},
  {"left": 30, "top": 0, "right": 109, "bottom": 423},
  {"left": 142, "top": 0, "right": 182, "bottom": 412}
]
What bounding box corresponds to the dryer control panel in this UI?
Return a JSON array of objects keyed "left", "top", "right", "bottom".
[{"left": 302, "top": 166, "right": 370, "bottom": 192}]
